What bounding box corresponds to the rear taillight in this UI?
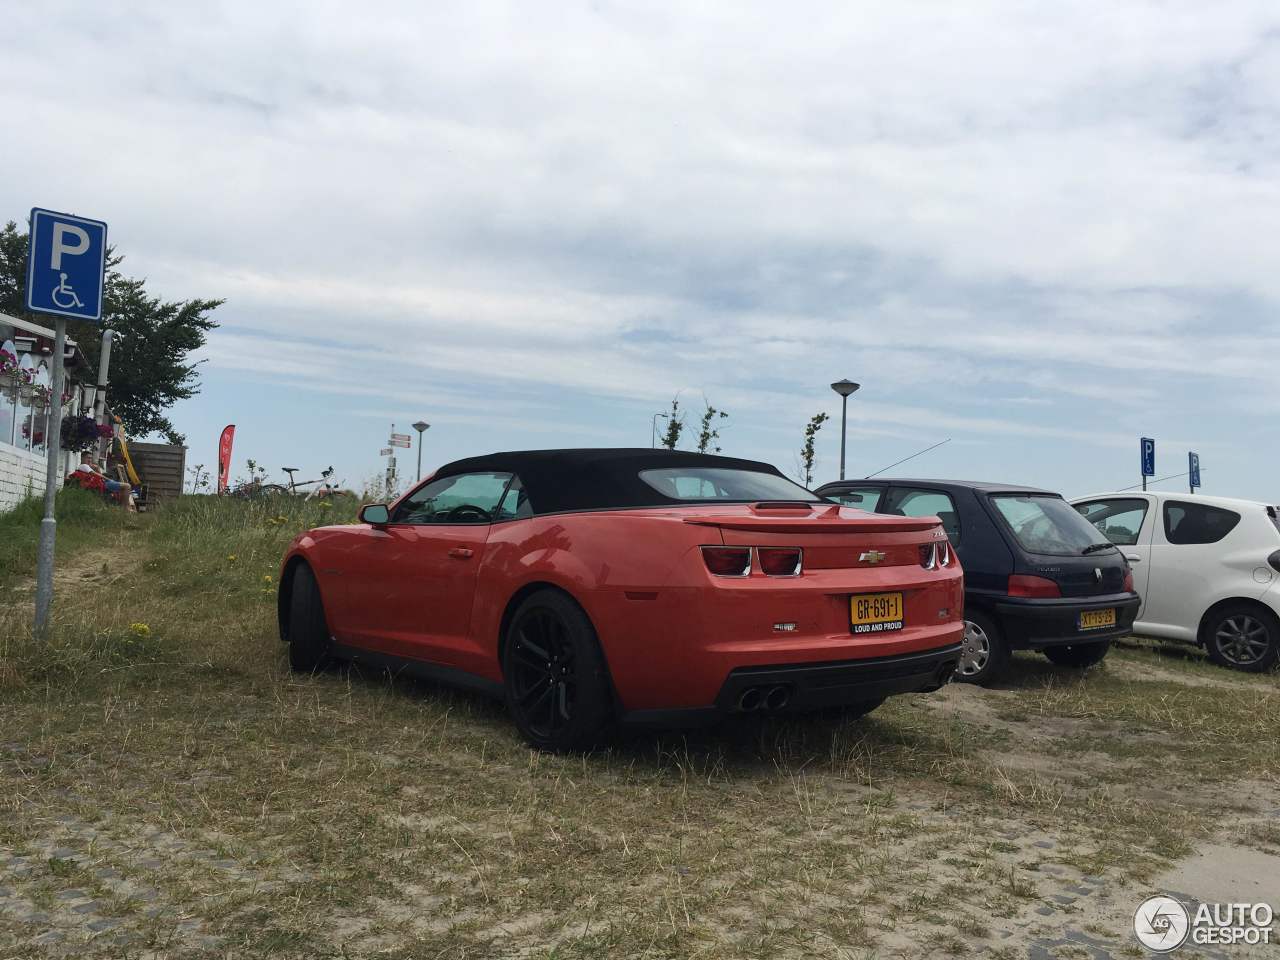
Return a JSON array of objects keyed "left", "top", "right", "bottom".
[
  {"left": 1007, "top": 574, "right": 1061, "bottom": 598},
  {"left": 1123, "top": 567, "right": 1135, "bottom": 593},
  {"left": 701, "top": 546, "right": 752, "bottom": 577},
  {"left": 919, "top": 536, "right": 953, "bottom": 570},
  {"left": 757, "top": 547, "right": 803, "bottom": 576},
  {"left": 1269, "top": 549, "right": 1280, "bottom": 574}
]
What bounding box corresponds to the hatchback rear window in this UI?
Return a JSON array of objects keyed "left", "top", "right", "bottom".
[
  {"left": 639, "top": 468, "right": 820, "bottom": 502},
  {"left": 990, "top": 494, "right": 1106, "bottom": 556},
  {"left": 1163, "top": 501, "right": 1240, "bottom": 545}
]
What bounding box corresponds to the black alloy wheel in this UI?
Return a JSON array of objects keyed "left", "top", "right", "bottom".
[
  {"left": 503, "top": 590, "right": 612, "bottom": 752},
  {"left": 1205, "top": 605, "right": 1280, "bottom": 673}
]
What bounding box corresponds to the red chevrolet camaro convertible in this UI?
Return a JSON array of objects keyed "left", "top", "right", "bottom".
[{"left": 278, "top": 449, "right": 964, "bottom": 751}]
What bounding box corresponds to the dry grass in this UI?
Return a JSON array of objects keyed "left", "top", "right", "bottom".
[{"left": 0, "top": 495, "right": 1277, "bottom": 957}]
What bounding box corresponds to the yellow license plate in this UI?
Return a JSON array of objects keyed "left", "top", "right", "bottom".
[
  {"left": 1078, "top": 608, "right": 1117, "bottom": 631},
  {"left": 851, "top": 592, "right": 904, "bottom": 634}
]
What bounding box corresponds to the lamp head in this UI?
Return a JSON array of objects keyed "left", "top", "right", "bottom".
[{"left": 830, "top": 379, "right": 861, "bottom": 398}]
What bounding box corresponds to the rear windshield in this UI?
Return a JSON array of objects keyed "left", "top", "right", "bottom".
[
  {"left": 639, "top": 467, "right": 820, "bottom": 502},
  {"left": 990, "top": 494, "right": 1111, "bottom": 557}
]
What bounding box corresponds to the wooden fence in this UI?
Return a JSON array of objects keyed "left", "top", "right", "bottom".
[{"left": 127, "top": 442, "right": 187, "bottom": 500}]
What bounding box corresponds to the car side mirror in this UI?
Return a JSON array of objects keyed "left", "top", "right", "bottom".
[{"left": 360, "top": 503, "right": 390, "bottom": 526}]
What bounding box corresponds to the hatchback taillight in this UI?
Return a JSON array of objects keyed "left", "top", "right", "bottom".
[
  {"left": 1123, "top": 567, "right": 1135, "bottom": 593},
  {"left": 1007, "top": 574, "right": 1061, "bottom": 598},
  {"left": 757, "top": 547, "right": 803, "bottom": 576},
  {"left": 701, "top": 546, "right": 752, "bottom": 577}
]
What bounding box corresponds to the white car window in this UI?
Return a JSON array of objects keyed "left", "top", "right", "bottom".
[{"left": 1074, "top": 498, "right": 1148, "bottom": 546}]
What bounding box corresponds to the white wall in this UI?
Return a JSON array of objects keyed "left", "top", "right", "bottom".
[{"left": 0, "top": 444, "right": 65, "bottom": 513}]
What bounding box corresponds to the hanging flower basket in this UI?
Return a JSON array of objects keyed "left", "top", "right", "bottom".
[
  {"left": 60, "top": 415, "right": 108, "bottom": 453},
  {"left": 0, "top": 348, "right": 16, "bottom": 377},
  {"left": 16, "top": 367, "right": 35, "bottom": 404}
]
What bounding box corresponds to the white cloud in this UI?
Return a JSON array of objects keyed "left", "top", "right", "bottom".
[{"left": 2, "top": 1, "right": 1278, "bottom": 495}]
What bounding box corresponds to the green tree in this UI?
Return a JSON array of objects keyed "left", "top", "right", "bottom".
[
  {"left": 799, "top": 412, "right": 829, "bottom": 487},
  {"left": 660, "top": 395, "right": 685, "bottom": 450},
  {"left": 0, "top": 220, "right": 221, "bottom": 444},
  {"left": 695, "top": 398, "right": 728, "bottom": 454}
]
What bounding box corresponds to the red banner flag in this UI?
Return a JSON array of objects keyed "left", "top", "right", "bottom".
[{"left": 217, "top": 424, "right": 236, "bottom": 494}]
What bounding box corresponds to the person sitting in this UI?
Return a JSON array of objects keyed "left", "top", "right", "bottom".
[{"left": 70, "top": 453, "right": 136, "bottom": 513}]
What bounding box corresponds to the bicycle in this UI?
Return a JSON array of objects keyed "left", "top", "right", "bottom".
[{"left": 279, "top": 465, "right": 351, "bottom": 501}]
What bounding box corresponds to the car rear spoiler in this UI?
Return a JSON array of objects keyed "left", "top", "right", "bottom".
[{"left": 681, "top": 503, "right": 942, "bottom": 534}]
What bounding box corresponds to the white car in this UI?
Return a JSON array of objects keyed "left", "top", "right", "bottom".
[{"left": 1070, "top": 491, "right": 1280, "bottom": 672}]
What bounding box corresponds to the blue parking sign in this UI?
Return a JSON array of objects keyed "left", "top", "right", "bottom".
[
  {"left": 25, "top": 208, "right": 108, "bottom": 322},
  {"left": 1189, "top": 452, "right": 1201, "bottom": 489},
  {"left": 1140, "top": 437, "right": 1155, "bottom": 477}
]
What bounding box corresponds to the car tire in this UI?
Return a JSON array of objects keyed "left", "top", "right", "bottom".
[
  {"left": 288, "top": 563, "right": 333, "bottom": 673},
  {"left": 1042, "top": 640, "right": 1111, "bottom": 669},
  {"left": 1203, "top": 604, "right": 1280, "bottom": 673},
  {"left": 956, "top": 610, "right": 1009, "bottom": 686},
  {"left": 503, "top": 589, "right": 613, "bottom": 752}
]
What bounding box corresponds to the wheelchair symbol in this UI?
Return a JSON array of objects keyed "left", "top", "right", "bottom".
[{"left": 51, "top": 273, "right": 84, "bottom": 310}]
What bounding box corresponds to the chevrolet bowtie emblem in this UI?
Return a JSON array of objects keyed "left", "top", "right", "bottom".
[{"left": 859, "top": 550, "right": 886, "bottom": 564}]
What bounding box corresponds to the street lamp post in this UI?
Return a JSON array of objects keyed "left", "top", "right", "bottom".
[
  {"left": 411, "top": 420, "right": 430, "bottom": 480},
  {"left": 830, "top": 379, "right": 861, "bottom": 480},
  {"left": 651, "top": 412, "right": 669, "bottom": 448}
]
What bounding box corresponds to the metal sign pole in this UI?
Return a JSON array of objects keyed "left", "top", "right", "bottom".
[
  {"left": 25, "top": 207, "right": 109, "bottom": 639},
  {"left": 33, "top": 317, "right": 67, "bottom": 636}
]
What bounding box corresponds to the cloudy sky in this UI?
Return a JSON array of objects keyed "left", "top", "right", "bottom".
[{"left": 3, "top": 1, "right": 1278, "bottom": 498}]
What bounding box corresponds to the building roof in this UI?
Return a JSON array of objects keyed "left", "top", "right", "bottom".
[
  {"left": 0, "top": 311, "right": 90, "bottom": 374},
  {"left": 0, "top": 311, "right": 79, "bottom": 346},
  {"left": 431, "top": 448, "right": 790, "bottom": 514}
]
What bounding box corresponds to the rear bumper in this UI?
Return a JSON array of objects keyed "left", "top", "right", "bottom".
[
  {"left": 993, "top": 593, "right": 1140, "bottom": 648},
  {"left": 621, "top": 641, "right": 962, "bottom": 726}
]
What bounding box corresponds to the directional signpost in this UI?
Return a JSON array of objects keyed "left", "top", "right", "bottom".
[
  {"left": 1189, "top": 451, "right": 1201, "bottom": 493},
  {"left": 26, "top": 207, "right": 109, "bottom": 636},
  {"left": 1140, "top": 437, "right": 1156, "bottom": 491}
]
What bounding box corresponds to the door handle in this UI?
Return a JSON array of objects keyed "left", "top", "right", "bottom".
[
  {"left": 1124, "top": 553, "right": 1142, "bottom": 563},
  {"left": 448, "top": 547, "right": 474, "bottom": 559}
]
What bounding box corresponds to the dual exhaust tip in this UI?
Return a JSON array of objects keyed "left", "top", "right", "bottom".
[{"left": 737, "top": 684, "right": 791, "bottom": 712}]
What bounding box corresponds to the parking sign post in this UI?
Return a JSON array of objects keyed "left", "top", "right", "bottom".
[
  {"left": 1140, "top": 437, "right": 1155, "bottom": 492},
  {"left": 26, "top": 208, "right": 109, "bottom": 637}
]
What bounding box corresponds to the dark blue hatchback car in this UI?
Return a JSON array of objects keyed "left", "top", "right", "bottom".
[{"left": 814, "top": 478, "right": 1141, "bottom": 684}]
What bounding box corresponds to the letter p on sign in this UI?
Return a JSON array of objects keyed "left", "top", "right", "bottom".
[
  {"left": 51, "top": 222, "right": 90, "bottom": 270},
  {"left": 25, "top": 208, "right": 109, "bottom": 322}
]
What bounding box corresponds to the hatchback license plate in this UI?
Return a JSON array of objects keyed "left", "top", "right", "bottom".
[
  {"left": 1078, "top": 608, "right": 1116, "bottom": 631},
  {"left": 851, "top": 592, "right": 904, "bottom": 634}
]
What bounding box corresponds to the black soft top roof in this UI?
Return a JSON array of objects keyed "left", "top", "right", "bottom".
[{"left": 432, "top": 448, "right": 788, "bottom": 515}]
